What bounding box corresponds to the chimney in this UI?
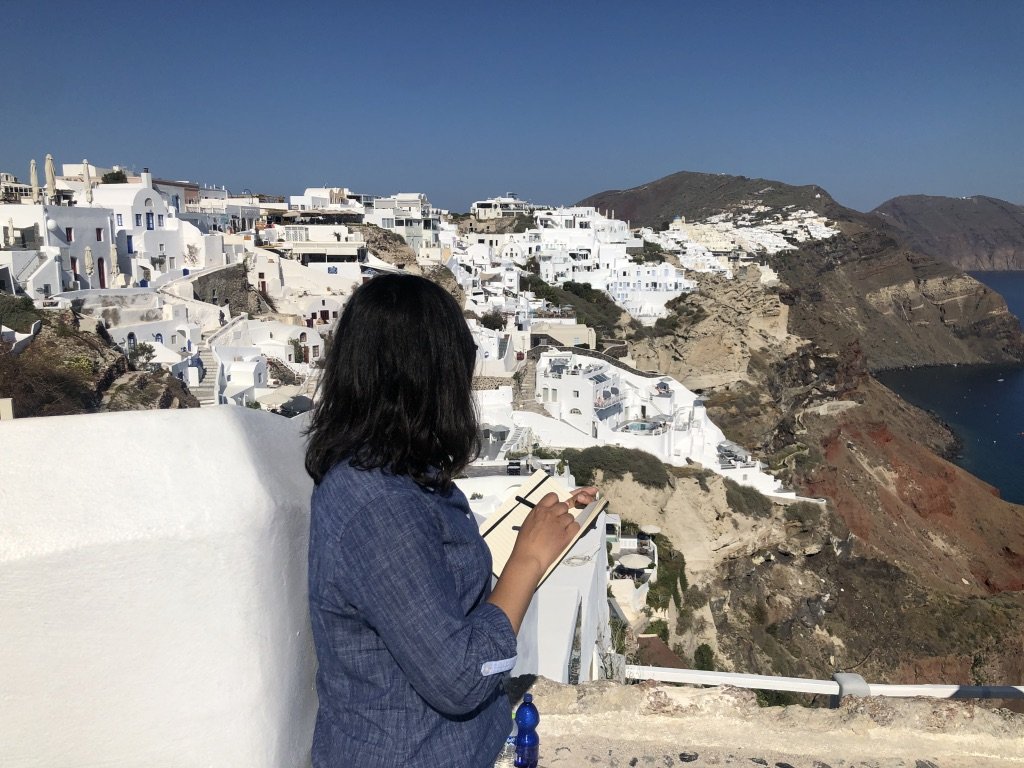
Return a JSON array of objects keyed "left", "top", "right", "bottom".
[{"left": 141, "top": 168, "right": 153, "bottom": 188}]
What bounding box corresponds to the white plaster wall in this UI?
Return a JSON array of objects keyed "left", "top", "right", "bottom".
[{"left": 0, "top": 408, "right": 316, "bottom": 768}]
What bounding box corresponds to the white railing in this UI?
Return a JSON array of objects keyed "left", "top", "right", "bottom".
[
  {"left": 624, "top": 666, "right": 1024, "bottom": 705},
  {"left": 205, "top": 312, "right": 248, "bottom": 345}
]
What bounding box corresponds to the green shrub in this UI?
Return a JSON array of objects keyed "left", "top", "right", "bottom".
[
  {"left": 693, "top": 643, "right": 715, "bottom": 671},
  {"left": 0, "top": 295, "right": 42, "bottom": 334},
  {"left": 755, "top": 689, "right": 800, "bottom": 707},
  {"left": 683, "top": 585, "right": 708, "bottom": 609},
  {"left": 609, "top": 615, "right": 629, "bottom": 655},
  {"left": 675, "top": 606, "right": 693, "bottom": 635},
  {"left": 647, "top": 542, "right": 687, "bottom": 613},
  {"left": 724, "top": 478, "right": 773, "bottom": 518},
  {"left": 519, "top": 274, "right": 625, "bottom": 339},
  {"left": 785, "top": 501, "right": 822, "bottom": 527},
  {"left": 480, "top": 309, "right": 504, "bottom": 331},
  {"left": 647, "top": 619, "right": 669, "bottom": 644},
  {"left": 560, "top": 446, "right": 669, "bottom": 488}
]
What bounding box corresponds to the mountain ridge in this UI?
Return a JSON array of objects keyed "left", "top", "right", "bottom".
[{"left": 872, "top": 194, "right": 1024, "bottom": 271}]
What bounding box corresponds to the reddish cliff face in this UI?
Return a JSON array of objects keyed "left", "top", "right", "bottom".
[{"left": 802, "top": 379, "right": 1024, "bottom": 595}]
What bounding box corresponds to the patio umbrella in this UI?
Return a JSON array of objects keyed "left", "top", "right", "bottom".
[
  {"left": 84, "top": 245, "right": 94, "bottom": 276},
  {"left": 44, "top": 154, "right": 56, "bottom": 203},
  {"left": 110, "top": 243, "right": 120, "bottom": 277},
  {"left": 7, "top": 218, "right": 15, "bottom": 247},
  {"left": 29, "top": 159, "right": 39, "bottom": 203},
  {"left": 639, "top": 524, "right": 661, "bottom": 536},
  {"left": 83, "top": 159, "right": 93, "bottom": 204},
  {"left": 618, "top": 553, "right": 653, "bottom": 570}
]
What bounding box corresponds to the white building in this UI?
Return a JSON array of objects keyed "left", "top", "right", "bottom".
[
  {"left": 262, "top": 224, "right": 367, "bottom": 272},
  {"left": 533, "top": 349, "right": 792, "bottom": 497},
  {"left": 287, "top": 187, "right": 364, "bottom": 218},
  {"left": 0, "top": 200, "right": 115, "bottom": 294},
  {"left": 470, "top": 195, "right": 532, "bottom": 220},
  {"left": 363, "top": 192, "right": 441, "bottom": 256},
  {"left": 87, "top": 169, "right": 225, "bottom": 286},
  {"left": 529, "top": 207, "right": 696, "bottom": 325}
]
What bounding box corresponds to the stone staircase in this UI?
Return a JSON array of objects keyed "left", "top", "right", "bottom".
[
  {"left": 192, "top": 345, "right": 219, "bottom": 407},
  {"left": 512, "top": 356, "right": 547, "bottom": 415}
]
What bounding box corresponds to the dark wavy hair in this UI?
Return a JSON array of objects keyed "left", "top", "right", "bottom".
[{"left": 304, "top": 274, "right": 479, "bottom": 489}]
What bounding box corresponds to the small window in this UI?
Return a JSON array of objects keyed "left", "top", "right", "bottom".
[
  {"left": 65, "top": 227, "right": 74, "bottom": 242},
  {"left": 116, "top": 213, "right": 123, "bottom": 226},
  {"left": 312, "top": 345, "right": 320, "bottom": 358},
  {"left": 135, "top": 214, "right": 142, "bottom": 227},
  {"left": 157, "top": 214, "right": 164, "bottom": 227},
  {"left": 159, "top": 243, "right": 165, "bottom": 253},
  {"left": 573, "top": 390, "right": 579, "bottom": 398},
  {"left": 95, "top": 228, "right": 103, "bottom": 242}
]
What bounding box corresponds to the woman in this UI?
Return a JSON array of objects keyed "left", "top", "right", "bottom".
[{"left": 305, "top": 274, "right": 596, "bottom": 768}]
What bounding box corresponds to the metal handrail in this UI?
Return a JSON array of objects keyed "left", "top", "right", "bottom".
[{"left": 624, "top": 665, "right": 1024, "bottom": 704}]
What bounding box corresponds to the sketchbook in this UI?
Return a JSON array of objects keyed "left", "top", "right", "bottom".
[{"left": 479, "top": 469, "right": 608, "bottom": 588}]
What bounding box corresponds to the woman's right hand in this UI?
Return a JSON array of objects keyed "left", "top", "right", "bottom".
[
  {"left": 509, "top": 492, "right": 581, "bottom": 577},
  {"left": 488, "top": 487, "right": 600, "bottom": 633}
]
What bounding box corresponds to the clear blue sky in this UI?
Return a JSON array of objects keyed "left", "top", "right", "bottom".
[{"left": 4, "top": 0, "right": 1022, "bottom": 212}]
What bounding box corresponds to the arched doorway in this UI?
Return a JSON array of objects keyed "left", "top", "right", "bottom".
[{"left": 127, "top": 332, "right": 137, "bottom": 352}]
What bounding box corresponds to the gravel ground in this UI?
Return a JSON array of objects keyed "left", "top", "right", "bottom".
[{"left": 515, "top": 678, "right": 1024, "bottom": 768}]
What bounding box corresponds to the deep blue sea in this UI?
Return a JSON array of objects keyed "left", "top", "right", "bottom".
[{"left": 875, "top": 272, "right": 1024, "bottom": 505}]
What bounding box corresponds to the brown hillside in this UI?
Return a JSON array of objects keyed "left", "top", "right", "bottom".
[
  {"left": 578, "top": 170, "right": 844, "bottom": 228},
  {"left": 873, "top": 194, "right": 1024, "bottom": 271}
]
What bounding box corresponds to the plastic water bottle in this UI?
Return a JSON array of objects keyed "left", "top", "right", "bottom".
[{"left": 513, "top": 693, "right": 539, "bottom": 768}]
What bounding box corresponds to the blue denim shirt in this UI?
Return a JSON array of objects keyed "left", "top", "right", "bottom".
[{"left": 309, "top": 463, "right": 517, "bottom": 768}]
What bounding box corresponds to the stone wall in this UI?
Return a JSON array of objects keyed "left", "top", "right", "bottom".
[{"left": 192, "top": 264, "right": 270, "bottom": 318}]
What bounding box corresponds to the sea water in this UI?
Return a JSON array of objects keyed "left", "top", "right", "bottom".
[{"left": 875, "top": 272, "right": 1024, "bottom": 505}]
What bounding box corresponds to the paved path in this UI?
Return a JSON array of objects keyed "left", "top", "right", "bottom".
[{"left": 522, "top": 679, "right": 1024, "bottom": 768}]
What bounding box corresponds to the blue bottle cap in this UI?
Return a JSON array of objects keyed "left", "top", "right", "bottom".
[{"left": 523, "top": 693, "right": 532, "bottom": 703}]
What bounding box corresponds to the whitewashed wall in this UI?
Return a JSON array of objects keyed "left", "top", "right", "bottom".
[{"left": 0, "top": 408, "right": 316, "bottom": 767}]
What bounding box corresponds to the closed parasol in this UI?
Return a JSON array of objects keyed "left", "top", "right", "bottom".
[
  {"left": 83, "top": 159, "right": 93, "bottom": 204},
  {"left": 44, "top": 154, "right": 57, "bottom": 203},
  {"left": 29, "top": 159, "right": 39, "bottom": 203}
]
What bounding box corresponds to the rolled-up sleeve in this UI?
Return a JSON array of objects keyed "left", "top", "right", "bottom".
[{"left": 327, "top": 488, "right": 517, "bottom": 716}]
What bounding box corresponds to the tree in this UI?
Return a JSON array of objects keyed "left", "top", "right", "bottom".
[
  {"left": 128, "top": 342, "right": 156, "bottom": 369},
  {"left": 101, "top": 169, "right": 128, "bottom": 184},
  {"left": 480, "top": 309, "right": 504, "bottom": 331}
]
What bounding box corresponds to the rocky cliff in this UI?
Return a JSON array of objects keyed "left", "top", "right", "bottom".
[
  {"left": 581, "top": 170, "right": 1024, "bottom": 692},
  {"left": 873, "top": 194, "right": 1024, "bottom": 271},
  {"left": 0, "top": 306, "right": 197, "bottom": 418}
]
